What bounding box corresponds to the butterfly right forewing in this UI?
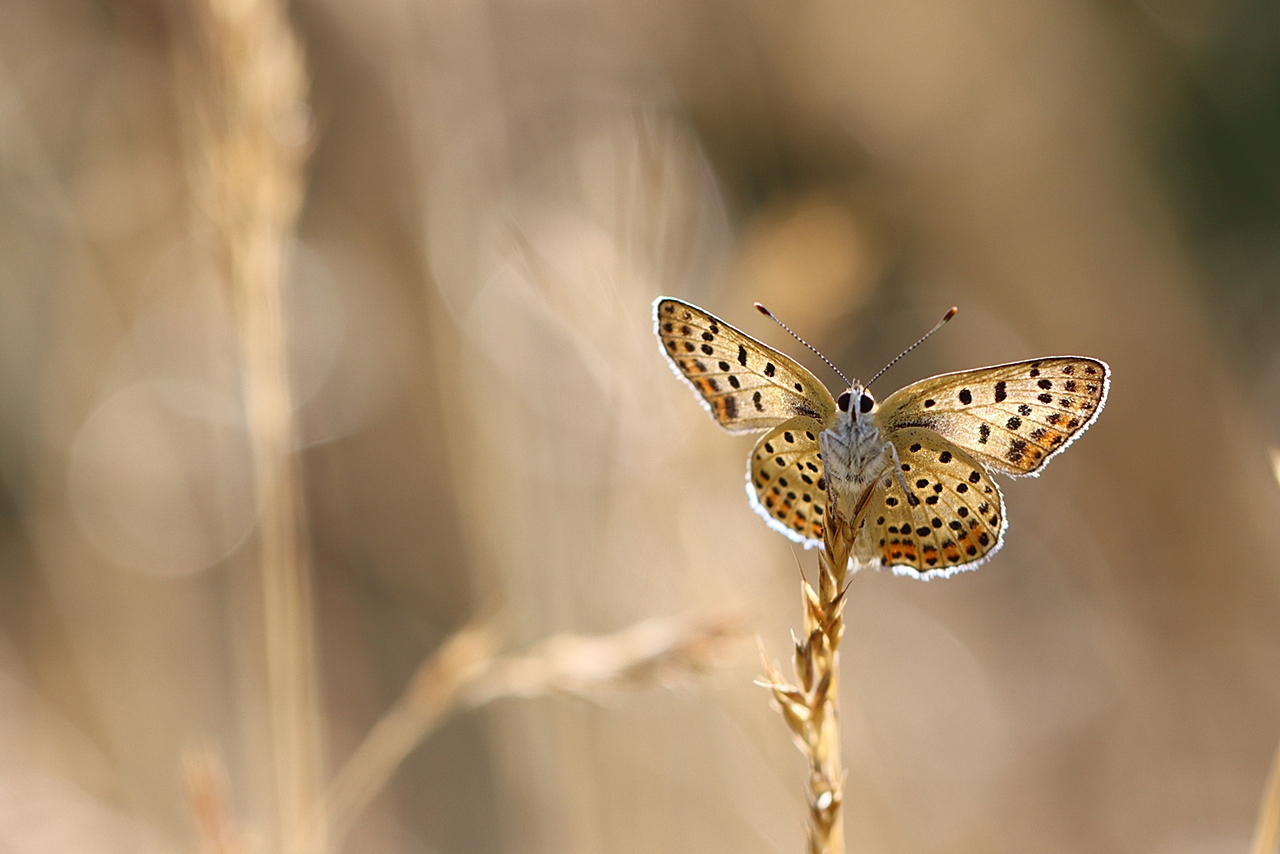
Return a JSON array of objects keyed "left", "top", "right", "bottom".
[
  {"left": 654, "top": 298, "right": 837, "bottom": 434},
  {"left": 876, "top": 357, "right": 1109, "bottom": 477}
]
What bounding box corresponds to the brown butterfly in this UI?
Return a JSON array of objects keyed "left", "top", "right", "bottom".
[{"left": 655, "top": 297, "right": 1109, "bottom": 578}]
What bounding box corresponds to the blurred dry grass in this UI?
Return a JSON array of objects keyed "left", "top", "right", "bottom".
[{"left": 1, "top": 0, "right": 1280, "bottom": 852}]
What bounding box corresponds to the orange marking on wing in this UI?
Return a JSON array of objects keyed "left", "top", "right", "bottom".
[{"left": 884, "top": 539, "right": 912, "bottom": 562}]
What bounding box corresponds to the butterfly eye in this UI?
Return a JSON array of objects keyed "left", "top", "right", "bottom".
[
  {"left": 837, "top": 391, "right": 851, "bottom": 412},
  {"left": 859, "top": 392, "right": 875, "bottom": 414}
]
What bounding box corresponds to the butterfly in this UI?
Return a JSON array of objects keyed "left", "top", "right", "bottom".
[{"left": 654, "top": 297, "right": 1109, "bottom": 579}]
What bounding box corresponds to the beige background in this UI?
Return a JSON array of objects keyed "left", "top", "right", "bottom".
[{"left": 0, "top": 0, "right": 1277, "bottom": 852}]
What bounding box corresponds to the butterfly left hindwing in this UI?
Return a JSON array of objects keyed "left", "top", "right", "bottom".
[{"left": 654, "top": 298, "right": 836, "bottom": 434}]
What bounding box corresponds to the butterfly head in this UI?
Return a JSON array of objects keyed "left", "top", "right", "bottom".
[{"left": 836, "top": 386, "right": 877, "bottom": 421}]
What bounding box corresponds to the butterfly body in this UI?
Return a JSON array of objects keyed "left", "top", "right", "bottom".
[
  {"left": 653, "top": 297, "right": 1109, "bottom": 579},
  {"left": 815, "top": 387, "right": 894, "bottom": 521}
]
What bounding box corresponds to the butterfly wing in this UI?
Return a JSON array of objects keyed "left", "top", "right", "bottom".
[
  {"left": 654, "top": 297, "right": 837, "bottom": 434},
  {"left": 747, "top": 417, "right": 830, "bottom": 548},
  {"left": 854, "top": 427, "right": 1007, "bottom": 578},
  {"left": 875, "top": 357, "right": 1109, "bottom": 477}
]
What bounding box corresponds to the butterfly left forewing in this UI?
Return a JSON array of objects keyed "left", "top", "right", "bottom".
[
  {"left": 854, "top": 427, "right": 1007, "bottom": 578},
  {"left": 654, "top": 298, "right": 836, "bottom": 434},
  {"left": 875, "top": 357, "right": 1109, "bottom": 477}
]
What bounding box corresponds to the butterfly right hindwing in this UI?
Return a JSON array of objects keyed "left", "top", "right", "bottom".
[{"left": 654, "top": 298, "right": 837, "bottom": 434}]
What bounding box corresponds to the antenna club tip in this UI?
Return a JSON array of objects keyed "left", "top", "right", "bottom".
[
  {"left": 944, "top": 306, "right": 959, "bottom": 321},
  {"left": 754, "top": 302, "right": 773, "bottom": 318}
]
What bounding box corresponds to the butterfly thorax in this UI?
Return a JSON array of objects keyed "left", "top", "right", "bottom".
[{"left": 819, "top": 386, "right": 894, "bottom": 523}]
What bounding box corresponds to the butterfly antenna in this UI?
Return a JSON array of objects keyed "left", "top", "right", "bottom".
[
  {"left": 754, "top": 303, "right": 850, "bottom": 387},
  {"left": 865, "top": 306, "right": 958, "bottom": 389}
]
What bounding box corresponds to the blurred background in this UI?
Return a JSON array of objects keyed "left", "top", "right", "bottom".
[{"left": 0, "top": 0, "right": 1279, "bottom": 852}]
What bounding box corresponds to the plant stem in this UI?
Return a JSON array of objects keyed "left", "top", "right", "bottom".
[
  {"left": 760, "top": 483, "right": 877, "bottom": 853},
  {"left": 1251, "top": 733, "right": 1280, "bottom": 854},
  {"left": 187, "top": 0, "right": 318, "bottom": 850}
]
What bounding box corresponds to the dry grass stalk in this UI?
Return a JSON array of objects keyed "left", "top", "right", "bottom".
[
  {"left": 468, "top": 607, "right": 745, "bottom": 703},
  {"left": 1251, "top": 734, "right": 1280, "bottom": 854},
  {"left": 184, "top": 0, "right": 317, "bottom": 852},
  {"left": 759, "top": 487, "right": 876, "bottom": 854},
  {"left": 311, "top": 619, "right": 501, "bottom": 851},
  {"left": 314, "top": 609, "right": 744, "bottom": 851},
  {"left": 182, "top": 743, "right": 258, "bottom": 854},
  {"left": 1258, "top": 454, "right": 1280, "bottom": 854}
]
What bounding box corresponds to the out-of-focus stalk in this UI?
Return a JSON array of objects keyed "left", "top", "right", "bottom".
[
  {"left": 313, "top": 609, "right": 743, "bottom": 851},
  {"left": 1251, "top": 734, "right": 1280, "bottom": 854},
  {"left": 184, "top": 1, "right": 318, "bottom": 852},
  {"left": 183, "top": 743, "right": 256, "bottom": 854}
]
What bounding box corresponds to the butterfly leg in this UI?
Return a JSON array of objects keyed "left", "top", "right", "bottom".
[{"left": 886, "top": 440, "right": 914, "bottom": 501}]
